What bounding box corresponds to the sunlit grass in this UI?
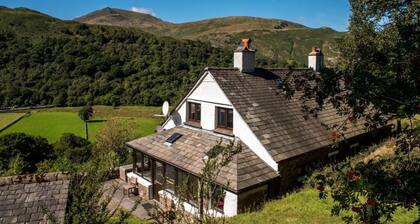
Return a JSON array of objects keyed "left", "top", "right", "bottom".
[
  {"left": 1, "top": 106, "right": 162, "bottom": 143},
  {"left": 0, "top": 112, "right": 26, "bottom": 130},
  {"left": 228, "top": 188, "right": 418, "bottom": 224}
]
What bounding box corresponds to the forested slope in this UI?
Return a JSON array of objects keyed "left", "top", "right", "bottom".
[{"left": 0, "top": 7, "right": 232, "bottom": 107}]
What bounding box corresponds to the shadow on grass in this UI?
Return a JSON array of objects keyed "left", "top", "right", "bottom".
[{"left": 88, "top": 119, "right": 107, "bottom": 123}]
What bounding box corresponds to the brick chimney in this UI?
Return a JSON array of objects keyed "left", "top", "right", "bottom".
[
  {"left": 234, "top": 38, "right": 255, "bottom": 73},
  {"left": 308, "top": 47, "right": 324, "bottom": 72}
]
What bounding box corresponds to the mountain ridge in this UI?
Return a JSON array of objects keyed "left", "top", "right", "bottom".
[{"left": 75, "top": 7, "right": 344, "bottom": 66}]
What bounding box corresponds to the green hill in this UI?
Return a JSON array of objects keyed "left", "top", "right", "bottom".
[
  {"left": 76, "top": 8, "right": 344, "bottom": 66},
  {"left": 0, "top": 6, "right": 344, "bottom": 108},
  {"left": 0, "top": 7, "right": 231, "bottom": 107}
]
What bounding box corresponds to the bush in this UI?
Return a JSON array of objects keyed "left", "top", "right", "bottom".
[
  {"left": 54, "top": 133, "right": 92, "bottom": 164},
  {"left": 0, "top": 133, "right": 53, "bottom": 174}
]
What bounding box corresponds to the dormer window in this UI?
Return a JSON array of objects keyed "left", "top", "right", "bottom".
[
  {"left": 216, "top": 107, "right": 233, "bottom": 130},
  {"left": 187, "top": 102, "right": 201, "bottom": 123}
]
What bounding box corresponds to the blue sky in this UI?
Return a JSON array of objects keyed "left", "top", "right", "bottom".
[{"left": 0, "top": 0, "right": 351, "bottom": 31}]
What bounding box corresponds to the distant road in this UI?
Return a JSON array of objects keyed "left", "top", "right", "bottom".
[{"left": 0, "top": 105, "right": 54, "bottom": 113}]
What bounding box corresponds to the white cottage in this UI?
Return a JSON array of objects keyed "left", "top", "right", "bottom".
[{"left": 126, "top": 39, "right": 384, "bottom": 216}]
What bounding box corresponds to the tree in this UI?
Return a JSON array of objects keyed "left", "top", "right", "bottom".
[
  {"left": 78, "top": 105, "right": 93, "bottom": 140},
  {"left": 54, "top": 133, "right": 92, "bottom": 164},
  {"left": 95, "top": 119, "right": 136, "bottom": 166},
  {"left": 309, "top": 129, "right": 419, "bottom": 223},
  {"left": 36, "top": 133, "right": 93, "bottom": 173},
  {"left": 281, "top": 0, "right": 419, "bottom": 223},
  {"left": 0, "top": 8, "right": 232, "bottom": 108},
  {"left": 0, "top": 133, "right": 53, "bottom": 174},
  {"left": 64, "top": 145, "right": 139, "bottom": 224},
  {"left": 283, "top": 0, "right": 419, "bottom": 130}
]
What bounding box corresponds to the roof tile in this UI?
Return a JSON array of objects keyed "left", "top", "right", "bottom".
[
  {"left": 127, "top": 127, "right": 278, "bottom": 192},
  {"left": 209, "top": 68, "right": 365, "bottom": 162}
]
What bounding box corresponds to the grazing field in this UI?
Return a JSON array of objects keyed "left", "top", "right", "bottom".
[
  {"left": 1, "top": 111, "right": 104, "bottom": 142},
  {"left": 228, "top": 188, "right": 418, "bottom": 224},
  {"left": 0, "top": 106, "right": 162, "bottom": 143},
  {"left": 0, "top": 112, "right": 26, "bottom": 131}
]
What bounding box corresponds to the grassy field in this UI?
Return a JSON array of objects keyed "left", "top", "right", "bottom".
[
  {"left": 228, "top": 188, "right": 418, "bottom": 224},
  {"left": 0, "top": 112, "right": 26, "bottom": 130},
  {"left": 0, "top": 106, "right": 162, "bottom": 143}
]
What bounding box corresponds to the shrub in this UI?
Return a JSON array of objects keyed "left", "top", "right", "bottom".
[{"left": 0, "top": 133, "right": 53, "bottom": 174}]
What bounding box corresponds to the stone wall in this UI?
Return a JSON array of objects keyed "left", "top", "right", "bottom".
[
  {"left": 138, "top": 183, "right": 152, "bottom": 200},
  {"left": 0, "top": 172, "right": 70, "bottom": 186}
]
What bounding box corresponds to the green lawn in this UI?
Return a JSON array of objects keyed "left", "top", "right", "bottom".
[
  {"left": 1, "top": 111, "right": 104, "bottom": 142},
  {"left": 0, "top": 112, "right": 26, "bottom": 130},
  {"left": 0, "top": 106, "right": 162, "bottom": 143},
  {"left": 228, "top": 188, "right": 418, "bottom": 224},
  {"left": 116, "top": 116, "right": 160, "bottom": 138}
]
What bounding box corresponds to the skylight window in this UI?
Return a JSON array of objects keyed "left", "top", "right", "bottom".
[{"left": 165, "top": 133, "right": 183, "bottom": 145}]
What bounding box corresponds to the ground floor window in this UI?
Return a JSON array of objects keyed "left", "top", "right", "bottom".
[
  {"left": 177, "top": 170, "right": 200, "bottom": 206},
  {"left": 210, "top": 185, "right": 225, "bottom": 211},
  {"left": 132, "top": 152, "right": 225, "bottom": 212},
  {"left": 165, "top": 164, "right": 176, "bottom": 193},
  {"left": 133, "top": 151, "right": 152, "bottom": 181}
]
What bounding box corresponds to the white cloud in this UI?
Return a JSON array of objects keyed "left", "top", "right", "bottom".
[{"left": 130, "top": 7, "right": 156, "bottom": 16}]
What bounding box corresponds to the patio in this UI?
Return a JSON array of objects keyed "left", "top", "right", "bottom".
[{"left": 103, "top": 178, "right": 156, "bottom": 220}]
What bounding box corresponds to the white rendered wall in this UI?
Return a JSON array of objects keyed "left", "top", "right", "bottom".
[
  {"left": 234, "top": 51, "right": 255, "bottom": 73},
  {"left": 163, "top": 72, "right": 231, "bottom": 130},
  {"left": 162, "top": 72, "right": 278, "bottom": 171},
  {"left": 158, "top": 189, "right": 238, "bottom": 217},
  {"left": 127, "top": 172, "right": 152, "bottom": 187},
  {"left": 188, "top": 73, "right": 232, "bottom": 130},
  {"left": 308, "top": 55, "right": 323, "bottom": 72},
  {"left": 223, "top": 190, "right": 238, "bottom": 216}
]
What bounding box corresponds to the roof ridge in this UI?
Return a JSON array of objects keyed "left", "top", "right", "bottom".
[
  {"left": 206, "top": 67, "right": 312, "bottom": 71},
  {"left": 0, "top": 172, "right": 71, "bottom": 186},
  {"left": 265, "top": 67, "right": 312, "bottom": 70},
  {"left": 205, "top": 67, "right": 239, "bottom": 70}
]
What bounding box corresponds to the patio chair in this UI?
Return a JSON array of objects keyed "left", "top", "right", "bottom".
[{"left": 123, "top": 176, "right": 138, "bottom": 196}]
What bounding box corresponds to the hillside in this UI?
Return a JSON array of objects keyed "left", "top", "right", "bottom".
[
  {"left": 228, "top": 138, "right": 419, "bottom": 224},
  {"left": 76, "top": 8, "right": 344, "bottom": 66},
  {"left": 75, "top": 7, "right": 172, "bottom": 34},
  {"left": 0, "top": 7, "right": 232, "bottom": 107},
  {"left": 227, "top": 188, "right": 417, "bottom": 224}
]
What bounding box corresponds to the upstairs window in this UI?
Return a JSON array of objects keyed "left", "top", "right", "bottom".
[
  {"left": 216, "top": 107, "right": 233, "bottom": 129},
  {"left": 187, "top": 102, "right": 201, "bottom": 122}
]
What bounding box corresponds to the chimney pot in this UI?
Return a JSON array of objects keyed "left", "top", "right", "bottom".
[
  {"left": 234, "top": 38, "right": 255, "bottom": 73},
  {"left": 241, "top": 38, "right": 251, "bottom": 50},
  {"left": 308, "top": 47, "right": 324, "bottom": 72}
]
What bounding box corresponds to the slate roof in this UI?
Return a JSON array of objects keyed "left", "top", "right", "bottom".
[
  {"left": 0, "top": 173, "right": 70, "bottom": 224},
  {"left": 208, "top": 67, "right": 366, "bottom": 162},
  {"left": 127, "top": 127, "right": 279, "bottom": 193}
]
